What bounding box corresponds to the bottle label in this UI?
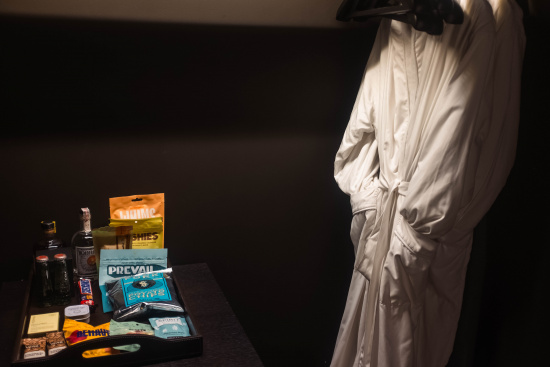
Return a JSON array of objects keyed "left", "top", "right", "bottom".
[{"left": 75, "top": 247, "right": 97, "bottom": 275}]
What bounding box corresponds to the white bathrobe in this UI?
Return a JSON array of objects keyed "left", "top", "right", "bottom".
[{"left": 331, "top": 1, "right": 525, "bottom": 366}]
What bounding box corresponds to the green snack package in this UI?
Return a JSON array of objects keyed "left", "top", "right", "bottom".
[
  {"left": 149, "top": 317, "right": 190, "bottom": 339},
  {"left": 109, "top": 218, "right": 163, "bottom": 249},
  {"left": 109, "top": 320, "right": 154, "bottom": 352}
]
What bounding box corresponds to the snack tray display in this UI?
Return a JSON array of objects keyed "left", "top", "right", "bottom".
[{"left": 11, "top": 266, "right": 203, "bottom": 367}]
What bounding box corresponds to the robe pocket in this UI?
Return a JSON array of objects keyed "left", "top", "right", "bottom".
[
  {"left": 350, "top": 186, "right": 381, "bottom": 257},
  {"left": 351, "top": 207, "right": 378, "bottom": 258},
  {"left": 380, "top": 216, "right": 436, "bottom": 308}
]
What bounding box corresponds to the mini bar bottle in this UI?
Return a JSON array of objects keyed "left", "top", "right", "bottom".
[
  {"left": 53, "top": 253, "right": 72, "bottom": 305},
  {"left": 71, "top": 208, "right": 98, "bottom": 280},
  {"left": 34, "top": 221, "right": 65, "bottom": 258},
  {"left": 35, "top": 255, "right": 53, "bottom": 307}
]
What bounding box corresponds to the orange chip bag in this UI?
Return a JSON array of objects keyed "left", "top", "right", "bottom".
[
  {"left": 62, "top": 319, "right": 118, "bottom": 358},
  {"left": 110, "top": 194, "right": 165, "bottom": 247}
]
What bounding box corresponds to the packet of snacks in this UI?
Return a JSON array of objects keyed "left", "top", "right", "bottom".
[
  {"left": 110, "top": 194, "right": 165, "bottom": 247},
  {"left": 63, "top": 319, "right": 119, "bottom": 358},
  {"left": 109, "top": 217, "right": 163, "bottom": 249},
  {"left": 22, "top": 337, "right": 46, "bottom": 359},
  {"left": 46, "top": 331, "right": 67, "bottom": 356},
  {"left": 110, "top": 319, "right": 154, "bottom": 352}
]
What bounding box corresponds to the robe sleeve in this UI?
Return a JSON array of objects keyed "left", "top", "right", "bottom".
[
  {"left": 398, "top": 4, "right": 497, "bottom": 252},
  {"left": 334, "top": 30, "right": 382, "bottom": 215}
]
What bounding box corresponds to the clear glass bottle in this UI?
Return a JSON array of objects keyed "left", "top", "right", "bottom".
[
  {"left": 52, "top": 253, "right": 72, "bottom": 305},
  {"left": 34, "top": 221, "right": 65, "bottom": 257},
  {"left": 71, "top": 208, "right": 98, "bottom": 280},
  {"left": 34, "top": 255, "right": 53, "bottom": 307}
]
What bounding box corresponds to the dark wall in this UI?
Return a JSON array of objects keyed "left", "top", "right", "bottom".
[
  {"left": 469, "top": 11, "right": 549, "bottom": 367},
  {"left": 1, "top": 3, "right": 547, "bottom": 366},
  {"left": 0, "top": 15, "right": 376, "bottom": 366}
]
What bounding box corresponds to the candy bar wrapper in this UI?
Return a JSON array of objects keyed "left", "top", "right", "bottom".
[{"left": 78, "top": 278, "right": 95, "bottom": 311}]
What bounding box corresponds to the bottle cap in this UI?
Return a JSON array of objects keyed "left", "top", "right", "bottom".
[
  {"left": 36, "top": 255, "right": 49, "bottom": 262},
  {"left": 79, "top": 208, "right": 91, "bottom": 219},
  {"left": 54, "top": 253, "right": 67, "bottom": 261},
  {"left": 41, "top": 221, "right": 56, "bottom": 232}
]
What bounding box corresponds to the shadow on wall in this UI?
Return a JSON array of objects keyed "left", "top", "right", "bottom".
[
  {"left": 0, "top": 2, "right": 546, "bottom": 365},
  {"left": 0, "top": 15, "right": 376, "bottom": 366}
]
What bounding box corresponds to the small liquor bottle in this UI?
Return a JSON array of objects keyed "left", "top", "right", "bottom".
[
  {"left": 34, "top": 221, "right": 65, "bottom": 258},
  {"left": 52, "top": 253, "right": 72, "bottom": 305},
  {"left": 70, "top": 208, "right": 98, "bottom": 280},
  {"left": 35, "top": 255, "right": 53, "bottom": 307}
]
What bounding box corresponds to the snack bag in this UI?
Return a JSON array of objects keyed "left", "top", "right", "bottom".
[
  {"left": 98, "top": 249, "right": 168, "bottom": 313},
  {"left": 149, "top": 317, "right": 190, "bottom": 339},
  {"left": 62, "top": 318, "right": 118, "bottom": 358},
  {"left": 46, "top": 331, "right": 67, "bottom": 356},
  {"left": 22, "top": 337, "right": 46, "bottom": 359},
  {"left": 110, "top": 320, "right": 154, "bottom": 352},
  {"left": 109, "top": 217, "right": 163, "bottom": 249},
  {"left": 110, "top": 193, "right": 165, "bottom": 247},
  {"left": 105, "top": 269, "right": 184, "bottom": 322},
  {"left": 110, "top": 320, "right": 154, "bottom": 336}
]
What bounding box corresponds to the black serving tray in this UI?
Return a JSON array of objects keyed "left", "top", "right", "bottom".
[{"left": 11, "top": 264, "right": 203, "bottom": 367}]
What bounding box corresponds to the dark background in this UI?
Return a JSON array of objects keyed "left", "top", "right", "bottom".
[{"left": 0, "top": 1, "right": 547, "bottom": 366}]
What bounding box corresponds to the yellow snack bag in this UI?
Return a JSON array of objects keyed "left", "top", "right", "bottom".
[
  {"left": 110, "top": 194, "right": 165, "bottom": 247},
  {"left": 63, "top": 319, "right": 118, "bottom": 358},
  {"left": 109, "top": 217, "right": 164, "bottom": 249}
]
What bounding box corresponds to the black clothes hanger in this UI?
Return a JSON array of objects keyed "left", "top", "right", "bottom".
[{"left": 337, "top": 0, "right": 464, "bottom": 35}]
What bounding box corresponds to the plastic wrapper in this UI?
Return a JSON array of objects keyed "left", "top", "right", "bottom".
[
  {"left": 110, "top": 193, "right": 165, "bottom": 247},
  {"left": 105, "top": 269, "right": 184, "bottom": 322},
  {"left": 110, "top": 319, "right": 155, "bottom": 352},
  {"left": 22, "top": 337, "right": 46, "bottom": 359},
  {"left": 62, "top": 318, "right": 118, "bottom": 358},
  {"left": 149, "top": 317, "right": 190, "bottom": 339},
  {"left": 46, "top": 331, "right": 67, "bottom": 356},
  {"left": 109, "top": 217, "right": 163, "bottom": 249}
]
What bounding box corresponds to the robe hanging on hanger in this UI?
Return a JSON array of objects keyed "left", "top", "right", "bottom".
[{"left": 331, "top": 1, "right": 525, "bottom": 366}]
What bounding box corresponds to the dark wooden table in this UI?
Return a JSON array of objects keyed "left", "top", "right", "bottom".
[{"left": 0, "top": 263, "right": 264, "bottom": 367}]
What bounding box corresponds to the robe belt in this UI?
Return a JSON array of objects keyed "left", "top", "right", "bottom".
[{"left": 357, "top": 178, "right": 409, "bottom": 366}]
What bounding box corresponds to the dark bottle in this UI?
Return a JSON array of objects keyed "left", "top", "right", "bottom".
[
  {"left": 34, "top": 221, "right": 65, "bottom": 257},
  {"left": 71, "top": 208, "right": 98, "bottom": 280},
  {"left": 52, "top": 253, "right": 72, "bottom": 305},
  {"left": 35, "top": 255, "right": 54, "bottom": 307}
]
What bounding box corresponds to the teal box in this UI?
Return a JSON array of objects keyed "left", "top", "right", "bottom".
[{"left": 99, "top": 249, "right": 168, "bottom": 313}]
